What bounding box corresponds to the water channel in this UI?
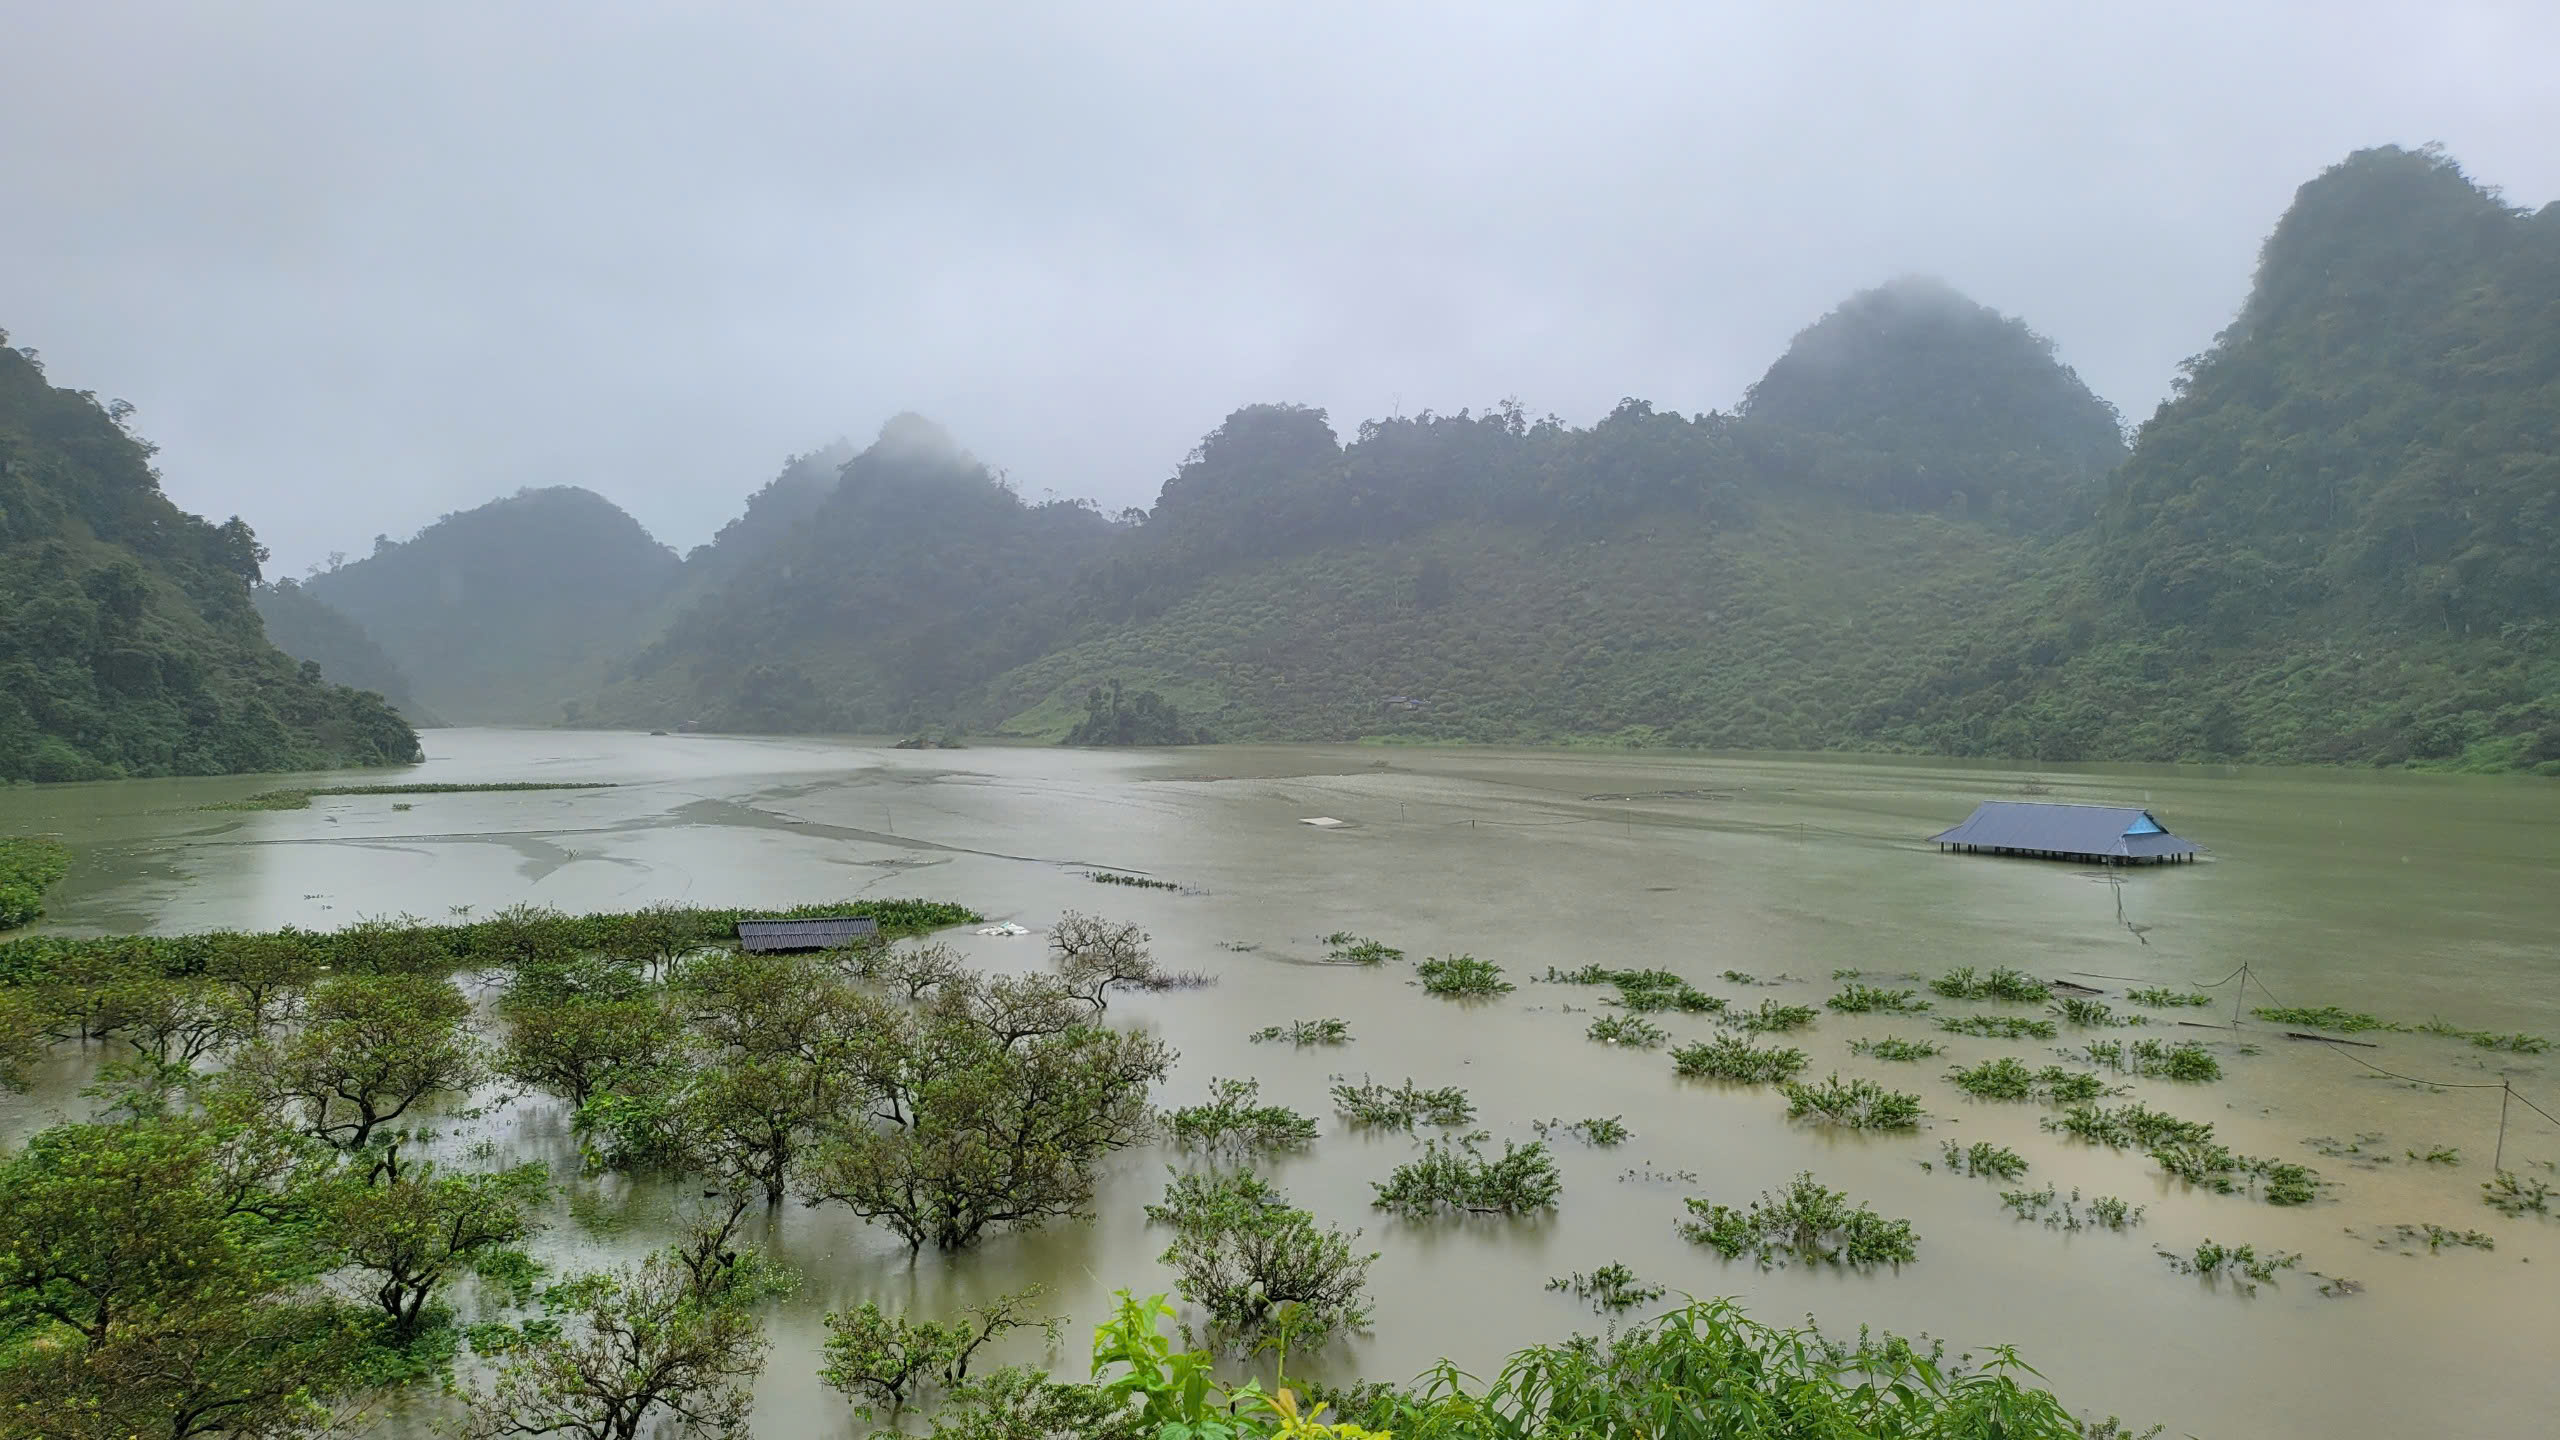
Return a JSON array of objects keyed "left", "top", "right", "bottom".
[{"left": 4, "top": 729, "right": 2555, "bottom": 1436}]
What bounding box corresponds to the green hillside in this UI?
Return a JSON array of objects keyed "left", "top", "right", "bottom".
[
  {"left": 306, "top": 486, "right": 683, "bottom": 724},
  {"left": 592, "top": 416, "right": 1118, "bottom": 733},
  {"left": 254, "top": 578, "right": 441, "bottom": 725},
  {"left": 0, "top": 339, "right": 419, "bottom": 783}
]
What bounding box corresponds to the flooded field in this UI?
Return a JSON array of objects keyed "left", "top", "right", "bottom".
[{"left": 5, "top": 729, "right": 2557, "bottom": 1437}]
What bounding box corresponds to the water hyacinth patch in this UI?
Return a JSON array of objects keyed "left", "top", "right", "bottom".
[
  {"left": 1670, "top": 1033, "right": 1810, "bottom": 1084},
  {"left": 1679, "top": 1172, "right": 1918, "bottom": 1269},
  {"left": 1783, "top": 1074, "right": 1924, "bottom": 1130},
  {"left": 1730, "top": 1000, "right": 1819, "bottom": 1034},
  {"left": 1826, "top": 985, "right": 1931, "bottom": 1015}
]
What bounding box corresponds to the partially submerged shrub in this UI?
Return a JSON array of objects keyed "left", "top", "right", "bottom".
[
  {"left": 1250, "top": 1017, "right": 1351, "bottom": 1047},
  {"left": 1848, "top": 1036, "right": 1942, "bottom": 1062},
  {"left": 820, "top": 1287, "right": 1053, "bottom": 1418},
  {"left": 1533, "top": 1115, "right": 1630, "bottom": 1147},
  {"left": 2000, "top": 1185, "right": 2145, "bottom": 1232},
  {"left": 2480, "top": 1171, "right": 2552, "bottom": 1217},
  {"left": 1147, "top": 1170, "right": 1375, "bottom": 1343},
  {"left": 1372, "top": 1134, "right": 1562, "bottom": 1218},
  {"left": 1545, "top": 1262, "right": 1666, "bottom": 1313},
  {"left": 2082, "top": 1038, "right": 2222, "bottom": 1082},
  {"left": 1587, "top": 1014, "right": 1668, "bottom": 1048},
  {"left": 1546, "top": 965, "right": 1723, "bottom": 1013},
  {"left": 1679, "top": 1172, "right": 1917, "bottom": 1269},
  {"left": 1170, "top": 1078, "right": 1320, "bottom": 1153},
  {"left": 1730, "top": 1000, "right": 1818, "bottom": 1034},
  {"left": 2251, "top": 1005, "right": 2403, "bottom": 1034},
  {"left": 2159, "top": 1238, "right": 2301, "bottom": 1294},
  {"left": 1949, "top": 1058, "right": 2037, "bottom": 1101},
  {"left": 2051, "top": 1105, "right": 2318, "bottom": 1205},
  {"left": 1670, "top": 1033, "right": 1808, "bottom": 1084},
  {"left": 1322, "top": 933, "right": 1404, "bottom": 965},
  {"left": 2126, "top": 987, "right": 2214, "bottom": 1009},
  {"left": 2045, "top": 1103, "right": 2215, "bottom": 1150},
  {"left": 1931, "top": 967, "right": 2047, "bottom": 1002},
  {"left": 1331, "top": 1077, "right": 1473, "bottom": 1129},
  {"left": 1783, "top": 1074, "right": 1923, "bottom": 1130},
  {"left": 1937, "top": 1014, "right": 2057, "bottom": 1041},
  {"left": 1939, "top": 1140, "right": 2027, "bottom": 1181},
  {"left": 1826, "top": 985, "right": 1930, "bottom": 1016},
  {"left": 2050, "top": 997, "right": 2139, "bottom": 1028},
  {"left": 1417, "top": 954, "right": 1512, "bottom": 999}
]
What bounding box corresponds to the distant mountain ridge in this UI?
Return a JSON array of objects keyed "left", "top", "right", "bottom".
[
  {"left": 274, "top": 144, "right": 2559, "bottom": 773},
  {"left": 0, "top": 340, "right": 418, "bottom": 782}
]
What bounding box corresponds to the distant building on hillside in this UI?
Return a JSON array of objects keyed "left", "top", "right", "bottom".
[
  {"left": 1928, "top": 802, "right": 2199, "bottom": 865},
  {"left": 736, "top": 915, "right": 880, "bottom": 953}
]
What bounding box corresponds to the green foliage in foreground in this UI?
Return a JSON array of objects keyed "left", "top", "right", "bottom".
[
  {"left": 819, "top": 1286, "right": 1053, "bottom": 1419},
  {"left": 1372, "top": 1135, "right": 1562, "bottom": 1218},
  {"left": 1670, "top": 1032, "right": 1810, "bottom": 1084},
  {"left": 205, "top": 781, "right": 618, "bottom": 811},
  {"left": 1679, "top": 1172, "right": 1919, "bottom": 1269},
  {"left": 1416, "top": 953, "right": 1511, "bottom": 998},
  {"left": 0, "top": 837, "right": 70, "bottom": 930},
  {"left": 1784, "top": 1073, "right": 1925, "bottom": 1129},
  {"left": 0, "top": 896, "right": 981, "bottom": 987}
]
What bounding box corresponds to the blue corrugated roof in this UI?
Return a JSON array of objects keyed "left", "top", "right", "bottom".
[{"left": 1928, "top": 802, "right": 2197, "bottom": 859}]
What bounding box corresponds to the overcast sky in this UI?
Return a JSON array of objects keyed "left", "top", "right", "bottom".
[{"left": 5, "top": 2, "right": 2555, "bottom": 573}]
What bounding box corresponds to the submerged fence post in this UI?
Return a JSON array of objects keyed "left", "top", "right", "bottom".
[
  {"left": 2232, "top": 963, "right": 2248, "bottom": 1030},
  {"left": 2496, "top": 1080, "right": 2512, "bottom": 1173}
]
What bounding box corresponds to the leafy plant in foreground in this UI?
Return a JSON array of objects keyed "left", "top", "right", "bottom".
[
  {"left": 1148, "top": 1170, "right": 1376, "bottom": 1343},
  {"left": 1679, "top": 1172, "right": 1918, "bottom": 1269}
]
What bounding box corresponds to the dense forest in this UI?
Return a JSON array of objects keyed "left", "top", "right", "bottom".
[
  {"left": 33, "top": 145, "right": 2551, "bottom": 778},
  {"left": 0, "top": 340, "right": 418, "bottom": 783}
]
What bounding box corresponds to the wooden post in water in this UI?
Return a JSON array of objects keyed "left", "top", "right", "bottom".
[
  {"left": 2231, "top": 963, "right": 2248, "bottom": 1030},
  {"left": 2496, "top": 1080, "right": 2512, "bottom": 1173}
]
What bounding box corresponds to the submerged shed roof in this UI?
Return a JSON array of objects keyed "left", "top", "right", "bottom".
[
  {"left": 735, "top": 915, "right": 880, "bottom": 953},
  {"left": 1928, "top": 802, "right": 2197, "bottom": 860}
]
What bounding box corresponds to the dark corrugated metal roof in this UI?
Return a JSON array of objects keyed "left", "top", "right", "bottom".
[
  {"left": 1928, "top": 802, "right": 2198, "bottom": 859},
  {"left": 735, "top": 916, "right": 880, "bottom": 953}
]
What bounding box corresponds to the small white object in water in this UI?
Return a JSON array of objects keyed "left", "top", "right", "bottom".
[
  {"left": 975, "top": 922, "right": 1031, "bottom": 937},
  {"left": 1299, "top": 816, "right": 1346, "bottom": 828}
]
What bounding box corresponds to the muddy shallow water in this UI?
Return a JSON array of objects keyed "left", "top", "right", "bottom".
[{"left": 5, "top": 729, "right": 2557, "bottom": 1437}]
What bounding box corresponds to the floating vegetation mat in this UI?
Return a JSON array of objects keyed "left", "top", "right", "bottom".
[{"left": 1826, "top": 984, "right": 1931, "bottom": 1015}]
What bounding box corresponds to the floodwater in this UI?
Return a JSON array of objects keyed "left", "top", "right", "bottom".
[{"left": 5, "top": 729, "right": 2557, "bottom": 1437}]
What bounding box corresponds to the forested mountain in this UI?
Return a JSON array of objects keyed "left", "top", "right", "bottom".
[
  {"left": 305, "top": 486, "right": 683, "bottom": 724},
  {"left": 0, "top": 339, "right": 418, "bottom": 782},
  {"left": 592, "top": 416, "right": 1118, "bottom": 733},
  {"left": 253, "top": 578, "right": 440, "bottom": 725},
  {"left": 271, "top": 145, "right": 2558, "bottom": 773}
]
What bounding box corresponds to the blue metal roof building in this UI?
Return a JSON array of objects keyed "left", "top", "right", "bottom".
[{"left": 1928, "top": 802, "right": 2199, "bottom": 864}]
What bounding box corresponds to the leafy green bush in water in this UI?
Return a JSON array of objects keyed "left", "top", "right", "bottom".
[
  {"left": 1670, "top": 1033, "right": 1809, "bottom": 1084},
  {"left": 1730, "top": 999, "right": 1819, "bottom": 1034},
  {"left": 0, "top": 838, "right": 71, "bottom": 931},
  {"left": 1948, "top": 1057, "right": 2037, "bottom": 1101},
  {"left": 2082, "top": 1038, "right": 2222, "bottom": 1082},
  {"left": 2049, "top": 1104, "right": 2318, "bottom": 1205},
  {"left": 2159, "top": 1239, "right": 2301, "bottom": 1294},
  {"left": 1939, "top": 1140, "right": 2028, "bottom": 1181},
  {"left": 1147, "top": 1170, "right": 1375, "bottom": 1343},
  {"left": 2045, "top": 1103, "right": 2216, "bottom": 1150},
  {"left": 2481, "top": 1172, "right": 2552, "bottom": 1217},
  {"left": 2125, "top": 987, "right": 2215, "bottom": 1009},
  {"left": 1930, "top": 966, "right": 2048, "bottom": 1002},
  {"left": 1546, "top": 964, "right": 1722, "bottom": 1013},
  {"left": 2051, "top": 997, "right": 2139, "bottom": 1028},
  {"left": 2000, "top": 1185, "right": 2146, "bottom": 1233},
  {"left": 1937, "top": 1013, "right": 2058, "bottom": 1041},
  {"left": 818, "top": 1286, "right": 1054, "bottom": 1419},
  {"left": 1679, "top": 1172, "right": 1918, "bottom": 1269},
  {"left": 1533, "top": 1115, "right": 1630, "bottom": 1147},
  {"left": 1416, "top": 954, "right": 1512, "bottom": 998},
  {"left": 1586, "top": 1014, "right": 1667, "bottom": 1048},
  {"left": 2251, "top": 1004, "right": 2405, "bottom": 1034},
  {"left": 1249, "top": 1017, "right": 1351, "bottom": 1046},
  {"left": 1783, "top": 1074, "right": 1924, "bottom": 1130},
  {"left": 1825, "top": 984, "right": 1931, "bottom": 1015},
  {"left": 1323, "top": 934, "right": 1404, "bottom": 965},
  {"left": 1545, "top": 1262, "right": 1665, "bottom": 1314},
  {"left": 1372, "top": 1134, "right": 1562, "bottom": 1219},
  {"left": 1849, "top": 1035, "right": 1942, "bottom": 1061},
  {"left": 1169, "top": 1078, "right": 1320, "bottom": 1153},
  {"left": 1330, "top": 1078, "right": 1473, "bottom": 1129}
]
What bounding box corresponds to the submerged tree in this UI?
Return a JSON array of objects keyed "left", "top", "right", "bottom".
[
  {"left": 325, "top": 1162, "right": 550, "bottom": 1340},
  {"left": 233, "top": 973, "right": 487, "bottom": 1180},
  {"left": 1061, "top": 679, "right": 1206, "bottom": 746}
]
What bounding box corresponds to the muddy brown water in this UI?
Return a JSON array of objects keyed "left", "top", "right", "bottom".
[{"left": 4, "top": 730, "right": 2557, "bottom": 1436}]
